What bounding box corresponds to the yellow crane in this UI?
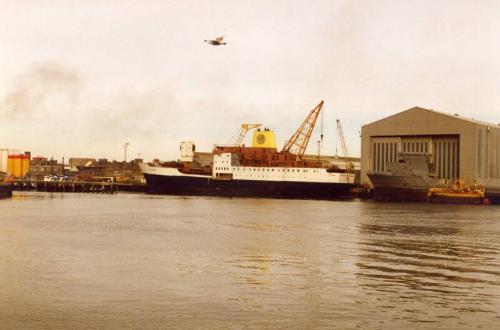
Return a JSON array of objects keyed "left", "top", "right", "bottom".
[
  {"left": 336, "top": 119, "right": 353, "bottom": 173},
  {"left": 234, "top": 123, "right": 262, "bottom": 146},
  {"left": 282, "top": 101, "right": 324, "bottom": 160}
]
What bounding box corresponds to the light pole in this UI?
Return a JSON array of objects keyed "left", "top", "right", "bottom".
[{"left": 123, "top": 142, "right": 130, "bottom": 162}]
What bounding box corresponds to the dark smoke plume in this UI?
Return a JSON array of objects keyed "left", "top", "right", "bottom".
[{"left": 0, "top": 62, "right": 81, "bottom": 118}]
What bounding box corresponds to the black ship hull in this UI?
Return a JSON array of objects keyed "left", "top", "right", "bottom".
[
  {"left": 485, "top": 187, "right": 500, "bottom": 205},
  {"left": 143, "top": 173, "right": 355, "bottom": 200}
]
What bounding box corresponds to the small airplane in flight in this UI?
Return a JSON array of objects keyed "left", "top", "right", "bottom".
[{"left": 204, "top": 36, "right": 227, "bottom": 46}]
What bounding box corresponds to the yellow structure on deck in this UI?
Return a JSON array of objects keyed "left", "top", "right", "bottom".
[
  {"left": 251, "top": 129, "right": 277, "bottom": 148},
  {"left": 428, "top": 180, "right": 485, "bottom": 204}
]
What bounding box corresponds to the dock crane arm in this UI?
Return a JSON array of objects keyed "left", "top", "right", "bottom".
[
  {"left": 234, "top": 123, "right": 262, "bottom": 146},
  {"left": 336, "top": 119, "right": 353, "bottom": 173},
  {"left": 281, "top": 101, "right": 324, "bottom": 160}
]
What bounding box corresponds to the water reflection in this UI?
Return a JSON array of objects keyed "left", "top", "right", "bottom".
[
  {"left": 356, "top": 210, "right": 500, "bottom": 322},
  {"left": 232, "top": 254, "right": 272, "bottom": 286},
  {"left": 1, "top": 194, "right": 500, "bottom": 329}
]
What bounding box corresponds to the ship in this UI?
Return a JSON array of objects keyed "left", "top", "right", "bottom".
[
  {"left": 367, "top": 153, "right": 440, "bottom": 202},
  {"left": 367, "top": 154, "right": 498, "bottom": 204},
  {"left": 140, "top": 101, "right": 356, "bottom": 200}
]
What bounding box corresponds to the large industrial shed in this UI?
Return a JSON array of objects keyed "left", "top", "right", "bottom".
[{"left": 360, "top": 107, "right": 500, "bottom": 189}]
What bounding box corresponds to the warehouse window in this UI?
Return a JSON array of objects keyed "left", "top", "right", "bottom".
[
  {"left": 376, "top": 142, "right": 380, "bottom": 172},
  {"left": 477, "top": 129, "right": 483, "bottom": 178},
  {"left": 496, "top": 135, "right": 500, "bottom": 178},
  {"left": 451, "top": 141, "right": 459, "bottom": 179},
  {"left": 389, "top": 143, "right": 392, "bottom": 162},
  {"left": 431, "top": 138, "right": 459, "bottom": 180},
  {"left": 381, "top": 143, "right": 385, "bottom": 171}
]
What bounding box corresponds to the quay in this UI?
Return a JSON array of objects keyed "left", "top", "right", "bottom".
[
  {"left": 0, "top": 182, "right": 13, "bottom": 198},
  {"left": 10, "top": 180, "right": 147, "bottom": 194}
]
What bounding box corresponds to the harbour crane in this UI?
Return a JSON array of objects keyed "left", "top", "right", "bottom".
[
  {"left": 336, "top": 119, "right": 353, "bottom": 173},
  {"left": 282, "top": 101, "right": 324, "bottom": 160},
  {"left": 233, "top": 123, "right": 262, "bottom": 146}
]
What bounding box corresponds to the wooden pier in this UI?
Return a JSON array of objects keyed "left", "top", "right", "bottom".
[{"left": 10, "top": 180, "right": 147, "bottom": 194}]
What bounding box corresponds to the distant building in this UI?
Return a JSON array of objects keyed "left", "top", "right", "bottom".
[
  {"left": 361, "top": 107, "right": 500, "bottom": 189},
  {"left": 7, "top": 153, "right": 30, "bottom": 178},
  {"left": 29, "top": 156, "right": 63, "bottom": 180},
  {"left": 76, "top": 161, "right": 106, "bottom": 178},
  {"left": 70, "top": 158, "right": 144, "bottom": 182},
  {"left": 69, "top": 158, "right": 96, "bottom": 168},
  {"left": 0, "top": 149, "right": 21, "bottom": 173}
]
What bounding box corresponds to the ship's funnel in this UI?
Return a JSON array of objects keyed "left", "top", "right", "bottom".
[{"left": 251, "top": 128, "right": 277, "bottom": 148}]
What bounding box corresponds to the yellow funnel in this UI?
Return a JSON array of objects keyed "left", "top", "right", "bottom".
[{"left": 251, "top": 129, "right": 277, "bottom": 148}]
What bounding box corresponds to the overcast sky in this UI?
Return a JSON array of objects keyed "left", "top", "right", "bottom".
[{"left": 1, "top": 0, "right": 499, "bottom": 161}]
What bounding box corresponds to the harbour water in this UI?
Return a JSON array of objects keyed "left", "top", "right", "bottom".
[{"left": 1, "top": 192, "right": 499, "bottom": 329}]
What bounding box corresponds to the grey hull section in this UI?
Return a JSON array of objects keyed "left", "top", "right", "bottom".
[{"left": 368, "top": 173, "right": 430, "bottom": 202}]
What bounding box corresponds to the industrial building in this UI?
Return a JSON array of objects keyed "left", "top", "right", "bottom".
[
  {"left": 0, "top": 148, "right": 21, "bottom": 173},
  {"left": 361, "top": 107, "right": 500, "bottom": 189}
]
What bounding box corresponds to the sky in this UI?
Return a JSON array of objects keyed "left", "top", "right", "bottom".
[{"left": 1, "top": 0, "right": 499, "bottom": 161}]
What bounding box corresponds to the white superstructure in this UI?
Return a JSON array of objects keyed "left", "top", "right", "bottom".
[
  {"left": 141, "top": 152, "right": 355, "bottom": 184},
  {"left": 180, "top": 141, "right": 196, "bottom": 162}
]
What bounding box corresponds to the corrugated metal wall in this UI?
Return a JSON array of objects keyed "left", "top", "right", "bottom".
[{"left": 370, "top": 136, "right": 460, "bottom": 180}]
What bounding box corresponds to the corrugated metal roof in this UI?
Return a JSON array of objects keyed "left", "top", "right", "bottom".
[
  {"left": 426, "top": 108, "right": 499, "bottom": 128},
  {"left": 364, "top": 106, "right": 499, "bottom": 128}
]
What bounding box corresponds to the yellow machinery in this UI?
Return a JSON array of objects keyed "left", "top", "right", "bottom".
[
  {"left": 281, "top": 101, "right": 324, "bottom": 160},
  {"left": 7, "top": 154, "right": 30, "bottom": 178},
  {"left": 428, "top": 180, "right": 485, "bottom": 204}
]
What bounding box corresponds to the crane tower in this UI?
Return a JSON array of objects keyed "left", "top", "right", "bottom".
[
  {"left": 234, "top": 124, "right": 262, "bottom": 146},
  {"left": 282, "top": 101, "right": 324, "bottom": 160},
  {"left": 336, "top": 119, "right": 353, "bottom": 173}
]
